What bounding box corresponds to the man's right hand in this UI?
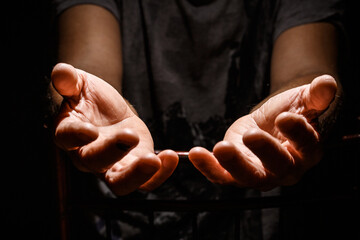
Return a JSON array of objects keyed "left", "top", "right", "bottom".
[{"left": 52, "top": 63, "right": 178, "bottom": 195}]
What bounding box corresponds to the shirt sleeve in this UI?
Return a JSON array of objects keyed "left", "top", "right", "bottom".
[
  {"left": 273, "top": 0, "right": 345, "bottom": 41},
  {"left": 52, "top": 0, "right": 120, "bottom": 20}
]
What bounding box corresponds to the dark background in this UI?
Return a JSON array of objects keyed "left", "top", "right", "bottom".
[
  {"left": 4, "top": 0, "right": 58, "bottom": 238},
  {"left": 3, "top": 0, "right": 359, "bottom": 239}
]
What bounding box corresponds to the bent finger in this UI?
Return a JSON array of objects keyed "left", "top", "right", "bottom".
[
  {"left": 79, "top": 128, "right": 139, "bottom": 173},
  {"left": 139, "top": 150, "right": 179, "bottom": 191},
  {"left": 105, "top": 153, "right": 161, "bottom": 196},
  {"left": 213, "top": 141, "right": 268, "bottom": 188},
  {"left": 188, "top": 146, "right": 234, "bottom": 185},
  {"left": 275, "top": 112, "right": 322, "bottom": 168},
  {"left": 243, "top": 129, "right": 295, "bottom": 182},
  {"left": 55, "top": 118, "right": 99, "bottom": 150}
]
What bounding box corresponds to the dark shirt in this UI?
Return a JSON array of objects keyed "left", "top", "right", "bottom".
[
  {"left": 53, "top": 0, "right": 344, "bottom": 239},
  {"left": 54, "top": 0, "right": 344, "bottom": 150}
]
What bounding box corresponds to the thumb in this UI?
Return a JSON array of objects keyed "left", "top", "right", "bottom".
[
  {"left": 51, "top": 63, "right": 83, "bottom": 97},
  {"left": 305, "top": 75, "right": 337, "bottom": 111}
]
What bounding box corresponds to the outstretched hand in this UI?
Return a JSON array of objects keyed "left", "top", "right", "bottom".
[
  {"left": 52, "top": 63, "right": 178, "bottom": 195},
  {"left": 189, "top": 75, "right": 337, "bottom": 190}
]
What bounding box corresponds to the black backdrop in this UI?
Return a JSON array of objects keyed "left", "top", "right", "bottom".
[
  {"left": 4, "top": 0, "right": 58, "bottom": 239},
  {"left": 3, "top": 1, "right": 359, "bottom": 239}
]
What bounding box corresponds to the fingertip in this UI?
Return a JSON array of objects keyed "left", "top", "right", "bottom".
[
  {"left": 213, "top": 141, "right": 237, "bottom": 162},
  {"left": 55, "top": 121, "right": 99, "bottom": 150},
  {"left": 188, "top": 146, "right": 211, "bottom": 162},
  {"left": 81, "top": 122, "right": 100, "bottom": 141},
  {"left": 242, "top": 129, "right": 264, "bottom": 146},
  {"left": 274, "top": 111, "right": 291, "bottom": 125},
  {"left": 189, "top": 146, "right": 204, "bottom": 155},
  {"left": 275, "top": 112, "right": 309, "bottom": 135},
  {"left": 158, "top": 149, "right": 178, "bottom": 158},
  {"left": 188, "top": 146, "right": 216, "bottom": 170},
  {"left": 139, "top": 150, "right": 179, "bottom": 192},
  {"left": 104, "top": 153, "right": 161, "bottom": 196},
  {"left": 137, "top": 153, "right": 161, "bottom": 175},
  {"left": 188, "top": 145, "right": 235, "bottom": 185},
  {"left": 313, "top": 74, "right": 337, "bottom": 88},
  {"left": 51, "top": 63, "right": 83, "bottom": 97},
  {"left": 308, "top": 74, "right": 337, "bottom": 111},
  {"left": 274, "top": 112, "right": 297, "bottom": 130},
  {"left": 115, "top": 128, "right": 140, "bottom": 151},
  {"left": 157, "top": 149, "right": 179, "bottom": 170}
]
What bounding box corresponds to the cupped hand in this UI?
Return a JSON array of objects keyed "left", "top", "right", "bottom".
[
  {"left": 189, "top": 75, "right": 337, "bottom": 190},
  {"left": 52, "top": 63, "right": 178, "bottom": 195}
]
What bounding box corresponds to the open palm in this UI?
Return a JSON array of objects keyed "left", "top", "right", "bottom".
[
  {"left": 189, "top": 75, "right": 337, "bottom": 190},
  {"left": 52, "top": 63, "right": 178, "bottom": 195}
]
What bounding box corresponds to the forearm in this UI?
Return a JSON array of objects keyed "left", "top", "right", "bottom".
[
  {"left": 51, "top": 5, "right": 140, "bottom": 117},
  {"left": 252, "top": 22, "right": 343, "bottom": 136},
  {"left": 56, "top": 4, "right": 123, "bottom": 92}
]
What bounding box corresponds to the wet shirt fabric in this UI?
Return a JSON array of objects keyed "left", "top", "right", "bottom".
[{"left": 53, "top": 0, "right": 344, "bottom": 239}]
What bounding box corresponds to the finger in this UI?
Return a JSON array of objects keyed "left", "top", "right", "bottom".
[
  {"left": 79, "top": 128, "right": 139, "bottom": 173},
  {"left": 242, "top": 128, "right": 295, "bottom": 180},
  {"left": 139, "top": 150, "right": 179, "bottom": 191},
  {"left": 188, "top": 147, "right": 234, "bottom": 185},
  {"left": 214, "top": 141, "right": 268, "bottom": 188},
  {"left": 275, "top": 112, "right": 322, "bottom": 168},
  {"left": 55, "top": 118, "right": 99, "bottom": 150},
  {"left": 104, "top": 153, "right": 161, "bottom": 196},
  {"left": 304, "top": 75, "right": 337, "bottom": 112},
  {"left": 51, "top": 63, "right": 83, "bottom": 97}
]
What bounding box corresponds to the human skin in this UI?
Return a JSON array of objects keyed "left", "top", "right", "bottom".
[
  {"left": 188, "top": 75, "right": 338, "bottom": 190},
  {"left": 53, "top": 5, "right": 179, "bottom": 195},
  {"left": 52, "top": 63, "right": 179, "bottom": 195},
  {"left": 188, "top": 22, "right": 341, "bottom": 190},
  {"left": 54, "top": 4, "right": 342, "bottom": 193}
]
